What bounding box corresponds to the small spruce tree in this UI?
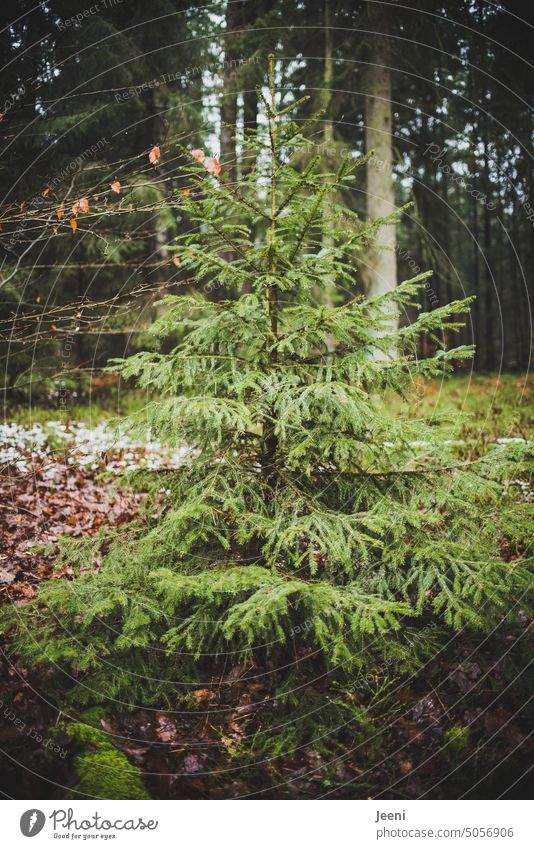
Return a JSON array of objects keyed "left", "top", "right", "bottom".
[{"left": 6, "top": 60, "right": 531, "bottom": 720}]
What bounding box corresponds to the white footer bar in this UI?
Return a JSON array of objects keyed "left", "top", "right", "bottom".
[{"left": 4, "top": 799, "right": 531, "bottom": 848}]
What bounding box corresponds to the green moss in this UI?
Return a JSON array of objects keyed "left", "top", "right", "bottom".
[
  {"left": 445, "top": 724, "right": 470, "bottom": 754},
  {"left": 61, "top": 720, "right": 150, "bottom": 800},
  {"left": 77, "top": 706, "right": 107, "bottom": 726}
]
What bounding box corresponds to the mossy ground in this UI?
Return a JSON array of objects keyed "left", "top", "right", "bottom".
[
  {"left": 58, "top": 710, "right": 150, "bottom": 800},
  {"left": 6, "top": 374, "right": 532, "bottom": 436}
]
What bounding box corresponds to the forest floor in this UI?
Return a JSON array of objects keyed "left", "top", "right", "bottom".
[{"left": 0, "top": 374, "right": 532, "bottom": 800}]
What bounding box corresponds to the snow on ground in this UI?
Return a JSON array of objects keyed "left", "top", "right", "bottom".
[
  {"left": 0, "top": 422, "right": 530, "bottom": 496},
  {"left": 0, "top": 421, "right": 192, "bottom": 474}
]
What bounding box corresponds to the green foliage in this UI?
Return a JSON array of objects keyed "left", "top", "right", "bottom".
[
  {"left": 444, "top": 725, "right": 471, "bottom": 756},
  {"left": 4, "top": 61, "right": 533, "bottom": 712}
]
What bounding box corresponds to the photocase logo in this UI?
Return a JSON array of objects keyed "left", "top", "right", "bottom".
[{"left": 20, "top": 810, "right": 46, "bottom": 837}]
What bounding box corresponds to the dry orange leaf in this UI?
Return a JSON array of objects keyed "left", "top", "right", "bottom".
[
  {"left": 149, "top": 145, "right": 161, "bottom": 165},
  {"left": 71, "top": 201, "right": 79, "bottom": 216},
  {"left": 42, "top": 187, "right": 50, "bottom": 197},
  {"left": 79, "top": 197, "right": 89, "bottom": 213},
  {"left": 69, "top": 217, "right": 77, "bottom": 233},
  {"left": 110, "top": 179, "right": 121, "bottom": 194},
  {"left": 57, "top": 203, "right": 64, "bottom": 220},
  {"left": 192, "top": 688, "right": 213, "bottom": 703},
  {"left": 183, "top": 187, "right": 191, "bottom": 197},
  {"left": 205, "top": 156, "right": 221, "bottom": 177},
  {"left": 51, "top": 226, "right": 58, "bottom": 235},
  {"left": 51, "top": 324, "right": 57, "bottom": 331}
]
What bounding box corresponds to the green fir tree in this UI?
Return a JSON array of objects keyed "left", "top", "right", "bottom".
[{"left": 5, "top": 60, "right": 531, "bottom": 722}]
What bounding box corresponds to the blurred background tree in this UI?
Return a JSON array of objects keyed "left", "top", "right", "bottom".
[{"left": 0, "top": 0, "right": 532, "bottom": 403}]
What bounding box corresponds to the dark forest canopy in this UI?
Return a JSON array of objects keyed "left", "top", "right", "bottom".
[{"left": 0, "top": 0, "right": 532, "bottom": 396}]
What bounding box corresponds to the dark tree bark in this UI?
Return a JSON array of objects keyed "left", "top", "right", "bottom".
[
  {"left": 145, "top": 87, "right": 170, "bottom": 317},
  {"left": 220, "top": 0, "right": 242, "bottom": 188}
]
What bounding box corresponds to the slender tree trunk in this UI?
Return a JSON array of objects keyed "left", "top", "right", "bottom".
[
  {"left": 241, "top": 87, "right": 258, "bottom": 295},
  {"left": 262, "top": 61, "right": 279, "bottom": 487},
  {"left": 242, "top": 88, "right": 258, "bottom": 173},
  {"left": 506, "top": 193, "right": 518, "bottom": 370},
  {"left": 319, "top": 0, "right": 334, "bottom": 147},
  {"left": 523, "top": 161, "right": 534, "bottom": 368},
  {"left": 437, "top": 118, "right": 452, "bottom": 351},
  {"left": 482, "top": 123, "right": 493, "bottom": 370},
  {"left": 475, "top": 1, "right": 494, "bottom": 371},
  {"left": 219, "top": 0, "right": 242, "bottom": 274},
  {"left": 471, "top": 189, "right": 482, "bottom": 367},
  {"left": 364, "top": 15, "right": 397, "bottom": 331},
  {"left": 220, "top": 1, "right": 240, "bottom": 188},
  {"left": 145, "top": 87, "right": 169, "bottom": 318},
  {"left": 319, "top": 0, "right": 336, "bottom": 345}
]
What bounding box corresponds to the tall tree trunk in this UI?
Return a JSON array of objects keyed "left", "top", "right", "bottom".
[
  {"left": 242, "top": 87, "right": 258, "bottom": 173},
  {"left": 482, "top": 122, "right": 493, "bottom": 370},
  {"left": 319, "top": 0, "right": 336, "bottom": 342},
  {"left": 474, "top": 0, "right": 495, "bottom": 371},
  {"left": 218, "top": 0, "right": 241, "bottom": 274},
  {"left": 319, "top": 0, "right": 334, "bottom": 147},
  {"left": 506, "top": 193, "right": 518, "bottom": 370},
  {"left": 145, "top": 87, "right": 169, "bottom": 318},
  {"left": 220, "top": 1, "right": 241, "bottom": 187},
  {"left": 471, "top": 188, "right": 482, "bottom": 367},
  {"left": 364, "top": 14, "right": 397, "bottom": 332},
  {"left": 241, "top": 86, "right": 258, "bottom": 294},
  {"left": 437, "top": 111, "right": 452, "bottom": 351},
  {"left": 240, "top": 6, "right": 259, "bottom": 294},
  {"left": 523, "top": 160, "right": 534, "bottom": 369}
]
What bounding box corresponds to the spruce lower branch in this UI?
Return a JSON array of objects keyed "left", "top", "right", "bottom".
[{"left": 203, "top": 217, "right": 262, "bottom": 275}]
